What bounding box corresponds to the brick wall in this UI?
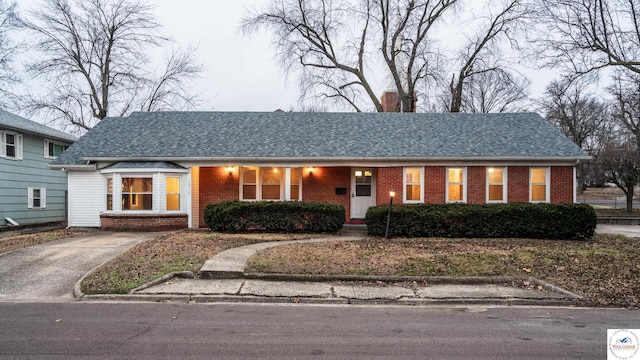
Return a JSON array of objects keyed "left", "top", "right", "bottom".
[
  {"left": 425, "top": 166, "right": 446, "bottom": 203},
  {"left": 551, "top": 166, "right": 575, "bottom": 203},
  {"left": 377, "top": 167, "right": 403, "bottom": 204},
  {"left": 467, "top": 166, "right": 486, "bottom": 204},
  {"left": 303, "top": 167, "right": 351, "bottom": 220},
  {"left": 199, "top": 167, "right": 238, "bottom": 227},
  {"left": 100, "top": 213, "right": 188, "bottom": 231},
  {"left": 508, "top": 166, "right": 529, "bottom": 202}
]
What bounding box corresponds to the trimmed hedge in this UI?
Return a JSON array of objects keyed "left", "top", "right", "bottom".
[
  {"left": 204, "top": 201, "right": 345, "bottom": 233},
  {"left": 365, "top": 203, "right": 597, "bottom": 240}
]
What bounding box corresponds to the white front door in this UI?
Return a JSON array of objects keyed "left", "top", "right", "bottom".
[{"left": 351, "top": 168, "right": 376, "bottom": 219}]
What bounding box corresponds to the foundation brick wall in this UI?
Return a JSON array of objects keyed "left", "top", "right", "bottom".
[{"left": 100, "top": 213, "right": 188, "bottom": 231}]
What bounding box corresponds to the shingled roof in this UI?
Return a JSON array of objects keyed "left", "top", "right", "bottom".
[
  {"left": 0, "top": 109, "right": 77, "bottom": 143},
  {"left": 51, "top": 111, "right": 588, "bottom": 166}
]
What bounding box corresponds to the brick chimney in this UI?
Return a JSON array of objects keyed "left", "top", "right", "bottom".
[{"left": 380, "top": 91, "right": 416, "bottom": 112}]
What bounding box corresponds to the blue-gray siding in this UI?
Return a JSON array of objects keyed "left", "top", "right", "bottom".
[{"left": 0, "top": 130, "right": 71, "bottom": 225}]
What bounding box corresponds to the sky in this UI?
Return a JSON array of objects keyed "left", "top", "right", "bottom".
[
  {"left": 154, "top": 1, "right": 301, "bottom": 112},
  {"left": 12, "top": 0, "right": 561, "bottom": 115}
]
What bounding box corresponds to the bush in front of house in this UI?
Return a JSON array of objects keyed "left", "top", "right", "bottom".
[
  {"left": 204, "top": 201, "right": 345, "bottom": 233},
  {"left": 365, "top": 203, "right": 597, "bottom": 240}
]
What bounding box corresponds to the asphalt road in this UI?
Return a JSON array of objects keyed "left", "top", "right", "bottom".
[
  {"left": 0, "top": 302, "right": 636, "bottom": 359},
  {"left": 0, "top": 231, "right": 159, "bottom": 302}
]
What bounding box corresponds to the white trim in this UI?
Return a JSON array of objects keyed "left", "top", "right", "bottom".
[
  {"left": 573, "top": 166, "right": 577, "bottom": 203},
  {"left": 486, "top": 167, "right": 508, "bottom": 203},
  {"left": 0, "top": 130, "right": 6, "bottom": 158},
  {"left": 403, "top": 167, "right": 424, "bottom": 203},
  {"left": 446, "top": 167, "right": 467, "bottom": 203},
  {"left": 100, "top": 167, "right": 189, "bottom": 174},
  {"left": 27, "top": 187, "right": 46, "bottom": 209},
  {"left": 16, "top": 134, "right": 22, "bottom": 160},
  {"left": 44, "top": 139, "right": 69, "bottom": 159},
  {"left": 27, "top": 187, "right": 33, "bottom": 209},
  {"left": 1, "top": 130, "right": 21, "bottom": 160},
  {"left": 529, "top": 167, "right": 551, "bottom": 203}
]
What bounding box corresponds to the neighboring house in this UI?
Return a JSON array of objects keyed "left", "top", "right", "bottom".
[
  {"left": 50, "top": 111, "right": 589, "bottom": 231},
  {"left": 0, "top": 110, "right": 77, "bottom": 227}
]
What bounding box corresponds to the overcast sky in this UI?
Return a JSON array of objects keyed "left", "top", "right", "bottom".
[{"left": 154, "top": 1, "right": 300, "bottom": 112}]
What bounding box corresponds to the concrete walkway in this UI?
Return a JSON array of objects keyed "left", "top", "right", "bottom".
[{"left": 596, "top": 224, "right": 640, "bottom": 237}]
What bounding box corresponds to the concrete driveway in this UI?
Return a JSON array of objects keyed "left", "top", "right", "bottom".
[{"left": 0, "top": 231, "right": 161, "bottom": 303}]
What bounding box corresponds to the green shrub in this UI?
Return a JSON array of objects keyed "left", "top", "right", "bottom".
[
  {"left": 204, "top": 201, "right": 345, "bottom": 233},
  {"left": 365, "top": 203, "right": 596, "bottom": 240}
]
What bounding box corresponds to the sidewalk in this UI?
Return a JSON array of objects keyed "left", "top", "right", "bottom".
[{"left": 76, "top": 235, "right": 584, "bottom": 306}]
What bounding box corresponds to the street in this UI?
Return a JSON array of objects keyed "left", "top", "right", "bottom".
[{"left": 0, "top": 302, "right": 636, "bottom": 359}]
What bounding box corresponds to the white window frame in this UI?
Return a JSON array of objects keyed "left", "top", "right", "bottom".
[
  {"left": 446, "top": 167, "right": 467, "bottom": 203},
  {"left": 486, "top": 167, "right": 507, "bottom": 203},
  {"left": 44, "top": 139, "right": 68, "bottom": 159},
  {"left": 1, "top": 130, "right": 23, "bottom": 160},
  {"left": 530, "top": 167, "right": 551, "bottom": 203},
  {"left": 240, "top": 166, "right": 302, "bottom": 201},
  {"left": 28, "top": 187, "right": 46, "bottom": 209},
  {"left": 403, "top": 167, "right": 424, "bottom": 203},
  {"left": 121, "top": 176, "right": 154, "bottom": 212}
]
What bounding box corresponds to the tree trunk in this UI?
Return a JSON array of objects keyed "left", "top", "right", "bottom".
[{"left": 626, "top": 184, "right": 634, "bottom": 213}]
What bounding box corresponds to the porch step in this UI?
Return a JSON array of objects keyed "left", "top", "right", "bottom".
[{"left": 339, "top": 224, "right": 367, "bottom": 236}]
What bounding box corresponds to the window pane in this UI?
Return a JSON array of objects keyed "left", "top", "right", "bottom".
[
  {"left": 262, "top": 168, "right": 281, "bottom": 184},
  {"left": 243, "top": 168, "right": 256, "bottom": 183},
  {"left": 290, "top": 168, "right": 300, "bottom": 185},
  {"left": 406, "top": 168, "right": 421, "bottom": 184},
  {"left": 166, "top": 194, "right": 180, "bottom": 211},
  {"left": 122, "top": 178, "right": 152, "bottom": 192},
  {"left": 406, "top": 184, "right": 421, "bottom": 201},
  {"left": 6, "top": 133, "right": 14, "bottom": 145},
  {"left": 489, "top": 185, "right": 503, "bottom": 201},
  {"left": 356, "top": 184, "right": 371, "bottom": 196},
  {"left": 243, "top": 185, "right": 256, "bottom": 200},
  {"left": 262, "top": 184, "right": 280, "bottom": 199},
  {"left": 448, "top": 168, "right": 462, "bottom": 183},
  {"left": 531, "top": 168, "right": 546, "bottom": 184},
  {"left": 122, "top": 194, "right": 153, "bottom": 210},
  {"left": 488, "top": 168, "right": 503, "bottom": 184},
  {"left": 532, "top": 185, "right": 546, "bottom": 201},
  {"left": 166, "top": 177, "right": 180, "bottom": 193},
  {"left": 290, "top": 184, "right": 299, "bottom": 200},
  {"left": 107, "top": 178, "right": 113, "bottom": 210},
  {"left": 448, "top": 184, "right": 463, "bottom": 201}
]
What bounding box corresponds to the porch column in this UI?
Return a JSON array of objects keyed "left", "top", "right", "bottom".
[{"left": 284, "top": 167, "right": 291, "bottom": 201}]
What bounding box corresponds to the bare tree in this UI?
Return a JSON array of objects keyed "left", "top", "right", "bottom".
[
  {"left": 539, "top": 0, "right": 640, "bottom": 77},
  {"left": 610, "top": 71, "right": 640, "bottom": 149},
  {"left": 454, "top": 68, "right": 529, "bottom": 113},
  {"left": 21, "top": 0, "right": 204, "bottom": 133},
  {"left": 541, "top": 77, "right": 612, "bottom": 192},
  {"left": 242, "top": 0, "right": 459, "bottom": 112},
  {"left": 445, "top": 0, "right": 530, "bottom": 112},
  {"left": 597, "top": 138, "right": 640, "bottom": 212},
  {"left": 0, "top": 0, "right": 20, "bottom": 105}
]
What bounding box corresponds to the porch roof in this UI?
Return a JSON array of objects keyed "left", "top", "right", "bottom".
[{"left": 51, "top": 111, "right": 589, "bottom": 166}]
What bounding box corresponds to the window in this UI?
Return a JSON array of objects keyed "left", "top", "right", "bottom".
[
  {"left": 404, "top": 167, "right": 423, "bottom": 203},
  {"left": 447, "top": 167, "right": 466, "bottom": 202},
  {"left": 122, "top": 177, "right": 153, "bottom": 210},
  {"left": 28, "top": 188, "right": 46, "bottom": 209},
  {"left": 355, "top": 170, "right": 372, "bottom": 196},
  {"left": 240, "top": 166, "right": 302, "bottom": 201},
  {"left": 166, "top": 177, "right": 181, "bottom": 211},
  {"left": 0, "top": 130, "right": 23, "bottom": 160},
  {"left": 290, "top": 168, "right": 301, "bottom": 201},
  {"left": 106, "top": 178, "right": 113, "bottom": 210},
  {"left": 44, "top": 139, "right": 68, "bottom": 159},
  {"left": 487, "top": 167, "right": 506, "bottom": 203},
  {"left": 261, "top": 168, "right": 281, "bottom": 200},
  {"left": 530, "top": 167, "right": 549, "bottom": 202}
]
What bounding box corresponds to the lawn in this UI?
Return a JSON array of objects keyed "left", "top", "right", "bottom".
[
  {"left": 0, "top": 229, "right": 79, "bottom": 254},
  {"left": 3, "top": 229, "right": 637, "bottom": 308}
]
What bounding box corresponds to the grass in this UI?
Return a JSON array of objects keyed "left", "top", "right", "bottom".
[{"left": 0, "top": 229, "right": 80, "bottom": 254}]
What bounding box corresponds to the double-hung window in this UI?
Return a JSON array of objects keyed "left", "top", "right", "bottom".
[
  {"left": 28, "top": 188, "right": 46, "bottom": 209},
  {"left": 166, "top": 177, "right": 181, "bottom": 211},
  {"left": 530, "top": 167, "right": 550, "bottom": 203},
  {"left": 240, "top": 166, "right": 302, "bottom": 201},
  {"left": 44, "top": 139, "right": 68, "bottom": 159},
  {"left": 1, "top": 130, "right": 23, "bottom": 160},
  {"left": 403, "top": 167, "right": 424, "bottom": 203},
  {"left": 487, "top": 167, "right": 507, "bottom": 203},
  {"left": 122, "top": 177, "right": 153, "bottom": 211},
  {"left": 447, "top": 167, "right": 466, "bottom": 203}
]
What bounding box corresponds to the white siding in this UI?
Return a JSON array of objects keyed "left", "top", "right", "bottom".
[{"left": 68, "top": 171, "right": 103, "bottom": 227}]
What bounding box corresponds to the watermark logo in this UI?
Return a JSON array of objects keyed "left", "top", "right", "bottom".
[{"left": 608, "top": 329, "right": 640, "bottom": 360}]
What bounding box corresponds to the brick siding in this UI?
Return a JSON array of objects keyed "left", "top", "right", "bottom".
[{"left": 100, "top": 213, "right": 188, "bottom": 231}]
